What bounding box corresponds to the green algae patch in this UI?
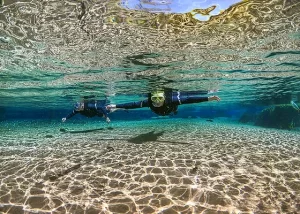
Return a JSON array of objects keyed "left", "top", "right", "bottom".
[{"left": 255, "top": 104, "right": 300, "bottom": 130}]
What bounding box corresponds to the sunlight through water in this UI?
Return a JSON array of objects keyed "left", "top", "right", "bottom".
[{"left": 0, "top": 0, "right": 300, "bottom": 213}]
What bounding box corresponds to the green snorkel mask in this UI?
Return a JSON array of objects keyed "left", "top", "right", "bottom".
[{"left": 151, "top": 91, "right": 165, "bottom": 107}]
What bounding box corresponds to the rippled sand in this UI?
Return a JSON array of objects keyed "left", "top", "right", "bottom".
[{"left": 0, "top": 119, "right": 300, "bottom": 213}]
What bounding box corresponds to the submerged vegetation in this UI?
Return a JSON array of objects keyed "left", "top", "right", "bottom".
[{"left": 255, "top": 104, "right": 300, "bottom": 130}]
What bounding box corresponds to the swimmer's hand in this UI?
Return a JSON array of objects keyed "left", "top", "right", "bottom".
[
  {"left": 62, "top": 117, "right": 67, "bottom": 122},
  {"left": 106, "top": 104, "right": 117, "bottom": 112},
  {"left": 106, "top": 117, "right": 111, "bottom": 123},
  {"left": 208, "top": 96, "right": 221, "bottom": 101}
]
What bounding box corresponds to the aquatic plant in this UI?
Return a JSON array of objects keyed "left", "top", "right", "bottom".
[{"left": 255, "top": 104, "right": 300, "bottom": 130}]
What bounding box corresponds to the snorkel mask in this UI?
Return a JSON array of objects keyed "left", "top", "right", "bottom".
[
  {"left": 74, "top": 102, "right": 84, "bottom": 111},
  {"left": 151, "top": 91, "right": 165, "bottom": 107}
]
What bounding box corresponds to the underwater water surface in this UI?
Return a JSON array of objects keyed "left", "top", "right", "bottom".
[{"left": 0, "top": 0, "right": 300, "bottom": 213}]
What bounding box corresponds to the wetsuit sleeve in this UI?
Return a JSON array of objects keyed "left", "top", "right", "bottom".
[
  {"left": 171, "top": 91, "right": 209, "bottom": 105},
  {"left": 97, "top": 107, "right": 109, "bottom": 118},
  {"left": 65, "top": 110, "right": 78, "bottom": 119},
  {"left": 116, "top": 100, "right": 149, "bottom": 109}
]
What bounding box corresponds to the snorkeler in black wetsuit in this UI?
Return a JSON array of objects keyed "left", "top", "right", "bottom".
[
  {"left": 106, "top": 89, "right": 220, "bottom": 116},
  {"left": 62, "top": 99, "right": 111, "bottom": 123}
]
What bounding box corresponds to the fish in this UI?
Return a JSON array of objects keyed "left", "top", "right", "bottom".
[{"left": 291, "top": 101, "right": 300, "bottom": 111}]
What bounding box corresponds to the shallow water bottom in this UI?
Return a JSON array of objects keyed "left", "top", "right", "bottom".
[{"left": 0, "top": 118, "right": 300, "bottom": 214}]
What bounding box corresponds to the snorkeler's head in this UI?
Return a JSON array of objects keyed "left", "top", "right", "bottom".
[
  {"left": 151, "top": 91, "right": 165, "bottom": 107},
  {"left": 74, "top": 102, "right": 84, "bottom": 111}
]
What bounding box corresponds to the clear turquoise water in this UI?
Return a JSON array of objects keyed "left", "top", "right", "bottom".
[{"left": 1, "top": 0, "right": 300, "bottom": 213}]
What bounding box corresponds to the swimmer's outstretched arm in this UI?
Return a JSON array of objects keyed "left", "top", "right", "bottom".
[
  {"left": 62, "top": 110, "right": 78, "bottom": 122},
  {"left": 96, "top": 108, "right": 111, "bottom": 123},
  {"left": 171, "top": 91, "right": 221, "bottom": 105},
  {"left": 106, "top": 100, "right": 149, "bottom": 112}
]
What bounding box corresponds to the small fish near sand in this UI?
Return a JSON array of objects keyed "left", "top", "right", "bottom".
[{"left": 291, "top": 101, "right": 300, "bottom": 112}]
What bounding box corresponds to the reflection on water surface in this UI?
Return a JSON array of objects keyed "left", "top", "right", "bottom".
[
  {"left": 0, "top": 0, "right": 299, "bottom": 107},
  {"left": 1, "top": 0, "right": 300, "bottom": 213},
  {"left": 120, "top": 0, "right": 243, "bottom": 21}
]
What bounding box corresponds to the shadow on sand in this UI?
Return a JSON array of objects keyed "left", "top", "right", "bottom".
[
  {"left": 49, "top": 130, "right": 192, "bottom": 181},
  {"left": 128, "top": 131, "right": 165, "bottom": 144},
  {"left": 59, "top": 127, "right": 113, "bottom": 134},
  {"left": 60, "top": 128, "right": 191, "bottom": 145},
  {"left": 127, "top": 131, "right": 192, "bottom": 145}
]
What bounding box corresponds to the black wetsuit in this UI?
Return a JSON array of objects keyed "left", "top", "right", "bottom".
[
  {"left": 115, "top": 90, "right": 210, "bottom": 116},
  {"left": 65, "top": 100, "right": 109, "bottom": 120}
]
